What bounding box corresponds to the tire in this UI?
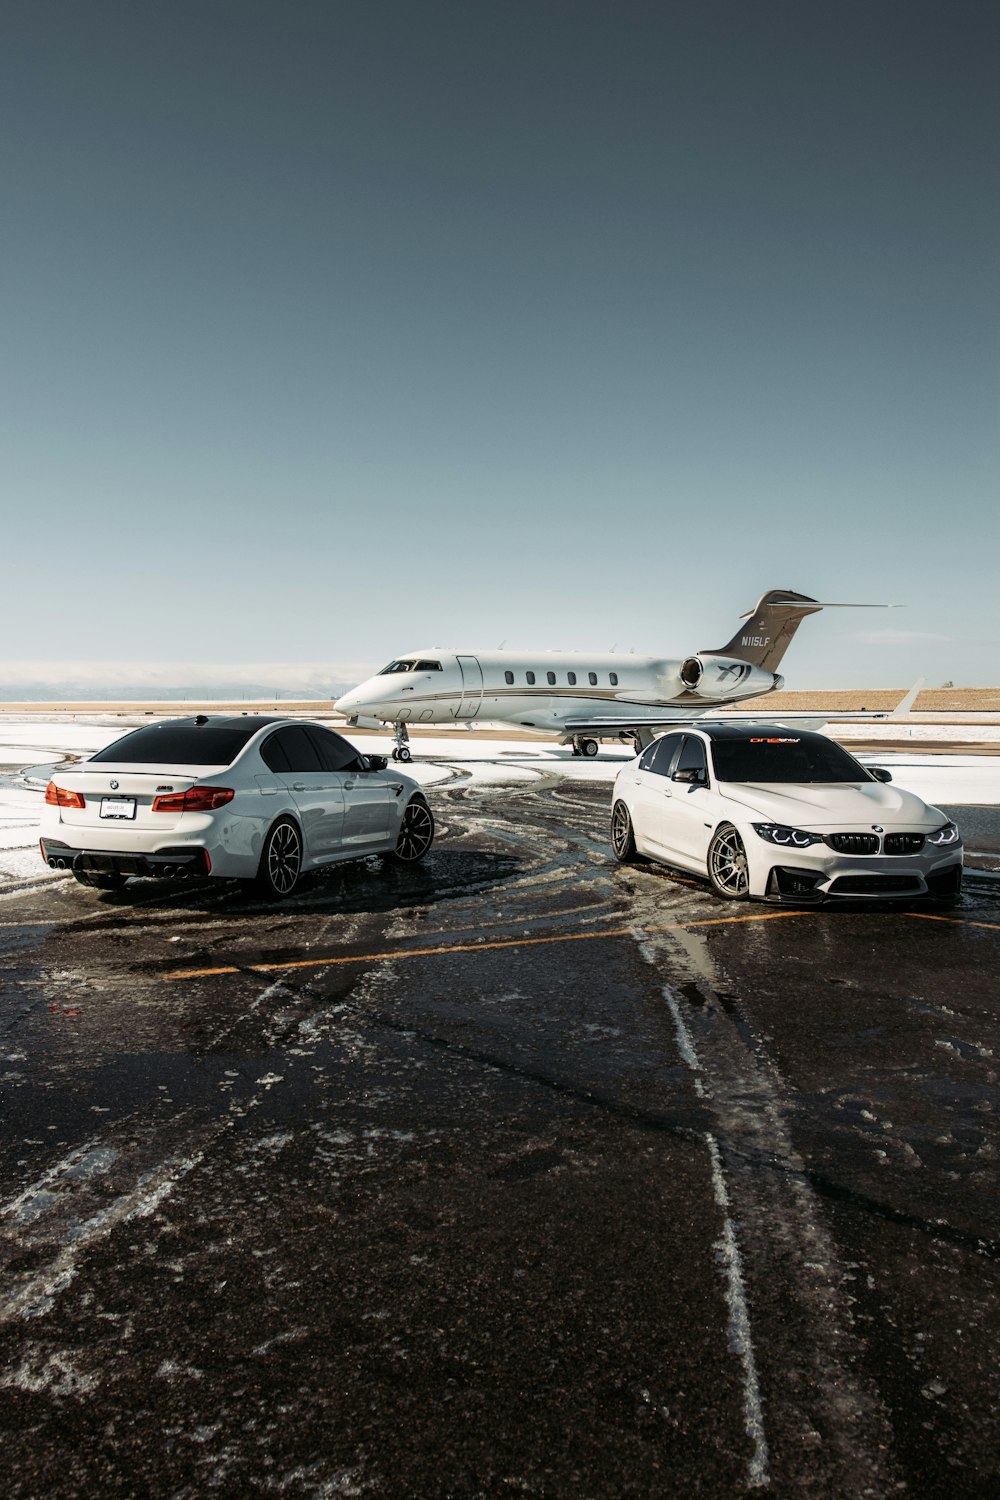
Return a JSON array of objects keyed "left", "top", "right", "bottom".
[
  {"left": 610, "top": 801, "right": 638, "bottom": 863},
  {"left": 73, "top": 869, "right": 128, "bottom": 891},
  {"left": 390, "top": 795, "right": 434, "bottom": 863},
  {"left": 707, "top": 823, "right": 750, "bottom": 900},
  {"left": 397, "top": 747, "right": 412, "bottom": 763},
  {"left": 582, "top": 739, "right": 599, "bottom": 758},
  {"left": 253, "top": 817, "right": 303, "bottom": 899}
]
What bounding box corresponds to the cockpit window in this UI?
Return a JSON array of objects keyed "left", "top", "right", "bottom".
[
  {"left": 378, "top": 660, "right": 415, "bottom": 674},
  {"left": 414, "top": 660, "right": 442, "bottom": 671}
]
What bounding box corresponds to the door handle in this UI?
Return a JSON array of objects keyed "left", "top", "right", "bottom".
[
  {"left": 343, "top": 781, "right": 355, "bottom": 790},
  {"left": 292, "top": 782, "right": 306, "bottom": 791}
]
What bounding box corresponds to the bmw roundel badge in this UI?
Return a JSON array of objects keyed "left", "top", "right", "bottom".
[
  {"left": 110, "top": 779, "right": 119, "bottom": 790},
  {"left": 872, "top": 825, "right": 884, "bottom": 833}
]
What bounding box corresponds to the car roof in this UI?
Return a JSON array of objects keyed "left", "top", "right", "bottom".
[
  {"left": 144, "top": 715, "right": 294, "bottom": 731},
  {"left": 683, "top": 722, "right": 826, "bottom": 743}
]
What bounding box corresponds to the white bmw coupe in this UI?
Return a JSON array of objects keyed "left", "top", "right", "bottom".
[
  {"left": 610, "top": 724, "right": 963, "bottom": 903},
  {"left": 40, "top": 715, "right": 434, "bottom": 898}
]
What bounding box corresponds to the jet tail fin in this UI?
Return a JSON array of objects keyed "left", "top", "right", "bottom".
[{"left": 712, "top": 589, "right": 898, "bottom": 673}]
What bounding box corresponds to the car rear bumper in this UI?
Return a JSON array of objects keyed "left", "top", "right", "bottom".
[{"left": 40, "top": 838, "right": 211, "bottom": 879}]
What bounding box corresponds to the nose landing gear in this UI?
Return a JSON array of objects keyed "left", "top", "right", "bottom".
[{"left": 391, "top": 721, "right": 412, "bottom": 763}]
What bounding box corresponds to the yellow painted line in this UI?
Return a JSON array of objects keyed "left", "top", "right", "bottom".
[
  {"left": 904, "top": 912, "right": 1000, "bottom": 931},
  {"left": 162, "top": 910, "right": 809, "bottom": 980}
]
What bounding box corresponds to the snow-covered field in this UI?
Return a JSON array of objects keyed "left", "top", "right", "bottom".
[{"left": 3, "top": 716, "right": 999, "bottom": 890}]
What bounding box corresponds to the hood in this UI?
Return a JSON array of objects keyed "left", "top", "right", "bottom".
[{"left": 720, "top": 780, "right": 942, "bottom": 829}]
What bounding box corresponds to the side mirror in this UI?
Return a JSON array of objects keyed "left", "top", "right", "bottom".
[
  {"left": 870, "top": 766, "right": 892, "bottom": 783},
  {"left": 367, "top": 754, "right": 388, "bottom": 772},
  {"left": 673, "top": 767, "right": 707, "bottom": 786}
]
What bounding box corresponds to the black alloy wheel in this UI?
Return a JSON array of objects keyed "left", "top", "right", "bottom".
[
  {"left": 610, "top": 801, "right": 638, "bottom": 863},
  {"left": 391, "top": 796, "right": 434, "bottom": 863},
  {"left": 707, "top": 823, "right": 750, "bottom": 900},
  {"left": 255, "top": 817, "right": 303, "bottom": 898}
]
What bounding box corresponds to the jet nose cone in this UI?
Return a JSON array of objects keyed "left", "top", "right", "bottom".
[{"left": 334, "top": 691, "right": 357, "bottom": 712}]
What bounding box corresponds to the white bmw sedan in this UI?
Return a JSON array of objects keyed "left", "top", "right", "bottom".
[
  {"left": 40, "top": 715, "right": 434, "bottom": 898},
  {"left": 610, "top": 724, "right": 963, "bottom": 903}
]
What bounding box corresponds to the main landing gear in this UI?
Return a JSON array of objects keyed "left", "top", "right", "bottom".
[
  {"left": 391, "top": 721, "right": 412, "bottom": 763},
  {"left": 571, "top": 737, "right": 599, "bottom": 758}
]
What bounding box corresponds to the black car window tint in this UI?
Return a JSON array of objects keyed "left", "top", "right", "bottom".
[
  {"left": 711, "top": 734, "right": 865, "bottom": 784},
  {"left": 648, "top": 734, "right": 682, "bottom": 777},
  {"left": 91, "top": 723, "right": 259, "bottom": 765},
  {"left": 306, "top": 726, "right": 360, "bottom": 772},
  {"left": 638, "top": 742, "right": 659, "bottom": 771},
  {"left": 260, "top": 733, "right": 291, "bottom": 772},
  {"left": 674, "top": 735, "right": 708, "bottom": 774},
  {"left": 278, "top": 726, "right": 324, "bottom": 772}
]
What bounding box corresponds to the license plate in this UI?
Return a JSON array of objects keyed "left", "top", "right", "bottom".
[{"left": 100, "top": 797, "right": 136, "bottom": 820}]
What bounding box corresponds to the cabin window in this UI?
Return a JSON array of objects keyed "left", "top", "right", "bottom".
[
  {"left": 609, "top": 672, "right": 619, "bottom": 686},
  {"left": 588, "top": 672, "right": 597, "bottom": 686},
  {"left": 504, "top": 670, "right": 514, "bottom": 685},
  {"left": 567, "top": 671, "right": 576, "bottom": 686},
  {"left": 546, "top": 671, "right": 556, "bottom": 686},
  {"left": 526, "top": 671, "right": 536, "bottom": 685},
  {"left": 414, "top": 660, "right": 442, "bottom": 672}
]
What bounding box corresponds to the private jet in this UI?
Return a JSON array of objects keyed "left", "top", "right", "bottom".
[{"left": 334, "top": 589, "right": 897, "bottom": 761}]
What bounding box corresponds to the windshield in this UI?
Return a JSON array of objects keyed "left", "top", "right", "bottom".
[
  {"left": 378, "top": 660, "right": 414, "bottom": 674},
  {"left": 710, "top": 734, "right": 869, "bottom": 784},
  {"left": 90, "top": 723, "right": 262, "bottom": 766}
]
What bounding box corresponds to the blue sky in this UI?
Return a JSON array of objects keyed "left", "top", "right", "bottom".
[{"left": 2, "top": 1, "right": 997, "bottom": 693}]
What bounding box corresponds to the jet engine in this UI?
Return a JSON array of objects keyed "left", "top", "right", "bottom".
[{"left": 679, "top": 655, "right": 782, "bottom": 700}]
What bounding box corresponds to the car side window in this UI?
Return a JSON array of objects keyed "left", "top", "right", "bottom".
[
  {"left": 275, "top": 726, "right": 323, "bottom": 772},
  {"left": 260, "top": 733, "right": 291, "bottom": 772},
  {"left": 306, "top": 726, "right": 360, "bottom": 772},
  {"left": 649, "top": 734, "right": 682, "bottom": 777},
  {"left": 674, "top": 735, "right": 708, "bottom": 779},
  {"left": 639, "top": 734, "right": 680, "bottom": 775}
]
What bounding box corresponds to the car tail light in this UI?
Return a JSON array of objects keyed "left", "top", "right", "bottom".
[
  {"left": 152, "top": 786, "right": 235, "bottom": 813},
  {"left": 45, "top": 781, "right": 86, "bottom": 809}
]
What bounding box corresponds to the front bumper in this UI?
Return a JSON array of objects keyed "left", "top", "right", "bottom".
[
  {"left": 40, "top": 838, "right": 211, "bottom": 879},
  {"left": 763, "top": 855, "right": 962, "bottom": 903}
]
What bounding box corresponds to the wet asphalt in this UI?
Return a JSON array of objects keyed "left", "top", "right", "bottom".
[{"left": 1, "top": 779, "right": 999, "bottom": 1499}]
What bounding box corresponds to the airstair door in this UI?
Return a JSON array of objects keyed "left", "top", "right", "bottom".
[{"left": 456, "top": 655, "right": 484, "bottom": 718}]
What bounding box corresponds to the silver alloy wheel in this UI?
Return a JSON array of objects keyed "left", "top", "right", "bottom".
[
  {"left": 610, "top": 800, "right": 637, "bottom": 862},
  {"left": 708, "top": 823, "right": 750, "bottom": 899},
  {"left": 265, "top": 820, "right": 302, "bottom": 896},
  {"left": 392, "top": 798, "right": 434, "bottom": 862}
]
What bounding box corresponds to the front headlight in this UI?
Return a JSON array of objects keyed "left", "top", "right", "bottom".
[
  {"left": 927, "top": 822, "right": 961, "bottom": 846},
  {"left": 752, "top": 822, "right": 823, "bottom": 848}
]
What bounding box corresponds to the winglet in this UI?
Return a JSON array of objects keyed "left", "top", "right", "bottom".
[{"left": 888, "top": 677, "right": 924, "bottom": 719}]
